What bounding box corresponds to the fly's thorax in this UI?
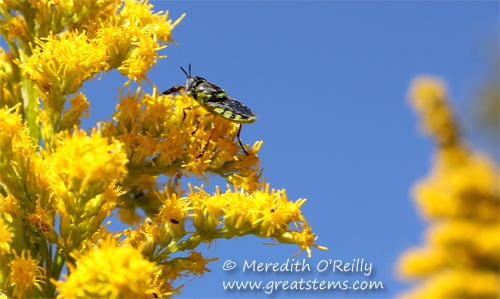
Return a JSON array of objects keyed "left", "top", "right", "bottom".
[{"left": 193, "top": 82, "right": 225, "bottom": 104}]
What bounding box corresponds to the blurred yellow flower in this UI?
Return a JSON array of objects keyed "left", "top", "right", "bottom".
[{"left": 397, "top": 77, "right": 499, "bottom": 298}]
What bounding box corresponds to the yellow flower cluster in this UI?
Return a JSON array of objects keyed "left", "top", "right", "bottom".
[
  {"left": 107, "top": 87, "right": 263, "bottom": 190},
  {"left": 397, "top": 77, "right": 499, "bottom": 298},
  {"left": 4, "top": 0, "right": 184, "bottom": 147},
  {"left": 7, "top": 250, "right": 46, "bottom": 298},
  {"left": 51, "top": 129, "right": 127, "bottom": 201},
  {"left": 0, "top": 1, "right": 325, "bottom": 298},
  {"left": 53, "top": 236, "right": 158, "bottom": 299},
  {"left": 0, "top": 218, "right": 14, "bottom": 254},
  {"left": 150, "top": 183, "right": 324, "bottom": 256},
  {"left": 0, "top": 48, "right": 22, "bottom": 109}
]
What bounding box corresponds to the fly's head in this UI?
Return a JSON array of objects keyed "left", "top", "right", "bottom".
[{"left": 180, "top": 64, "right": 206, "bottom": 96}]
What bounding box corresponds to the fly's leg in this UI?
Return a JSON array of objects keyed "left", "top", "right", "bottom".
[
  {"left": 197, "top": 124, "right": 216, "bottom": 159},
  {"left": 182, "top": 105, "right": 202, "bottom": 123},
  {"left": 196, "top": 115, "right": 217, "bottom": 158},
  {"left": 162, "top": 85, "right": 184, "bottom": 95},
  {"left": 179, "top": 107, "right": 194, "bottom": 134},
  {"left": 191, "top": 114, "right": 203, "bottom": 135},
  {"left": 236, "top": 124, "right": 249, "bottom": 156},
  {"left": 183, "top": 107, "right": 193, "bottom": 123},
  {"left": 187, "top": 111, "right": 211, "bottom": 135}
]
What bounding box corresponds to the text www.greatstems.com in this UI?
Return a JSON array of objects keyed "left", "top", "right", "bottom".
[{"left": 223, "top": 279, "right": 384, "bottom": 294}]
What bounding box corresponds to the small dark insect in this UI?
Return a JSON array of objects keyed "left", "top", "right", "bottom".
[
  {"left": 163, "top": 64, "right": 257, "bottom": 158},
  {"left": 170, "top": 218, "right": 179, "bottom": 224},
  {"left": 133, "top": 192, "right": 145, "bottom": 199}
]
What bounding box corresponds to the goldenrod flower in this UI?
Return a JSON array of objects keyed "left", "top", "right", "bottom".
[
  {"left": 398, "top": 248, "right": 448, "bottom": 278},
  {"left": 3, "top": 15, "right": 31, "bottom": 45},
  {"left": 25, "top": 155, "right": 56, "bottom": 209},
  {"left": 118, "top": 0, "right": 184, "bottom": 45},
  {"left": 397, "top": 77, "right": 499, "bottom": 298},
  {"left": 65, "top": 185, "right": 124, "bottom": 241},
  {"left": 7, "top": 250, "right": 46, "bottom": 298},
  {"left": 275, "top": 226, "right": 328, "bottom": 258},
  {"left": 0, "top": 105, "right": 39, "bottom": 204},
  {"left": 20, "top": 31, "right": 107, "bottom": 97},
  {"left": 156, "top": 187, "right": 191, "bottom": 241},
  {"left": 399, "top": 270, "right": 499, "bottom": 299},
  {"left": 59, "top": 93, "right": 90, "bottom": 131},
  {"left": 28, "top": 204, "right": 58, "bottom": 244},
  {"left": 151, "top": 265, "right": 185, "bottom": 297},
  {"left": 190, "top": 185, "right": 230, "bottom": 232},
  {"left": 51, "top": 129, "right": 128, "bottom": 203},
  {"left": 15, "top": 1, "right": 183, "bottom": 148},
  {"left": 409, "top": 77, "right": 459, "bottom": 147},
  {"left": 221, "top": 185, "right": 306, "bottom": 236},
  {"left": 124, "top": 218, "right": 157, "bottom": 257},
  {"left": 168, "top": 251, "right": 218, "bottom": 279},
  {"left": 53, "top": 237, "right": 156, "bottom": 299},
  {"left": 0, "top": 48, "right": 22, "bottom": 108},
  {"left": 0, "top": 104, "right": 23, "bottom": 159},
  {"left": 27, "top": 0, "right": 121, "bottom": 37},
  {"left": 0, "top": 217, "right": 14, "bottom": 254},
  {"left": 413, "top": 153, "right": 499, "bottom": 222},
  {"left": 225, "top": 153, "right": 264, "bottom": 192},
  {"left": 117, "top": 32, "right": 165, "bottom": 86},
  {"left": 186, "top": 184, "right": 327, "bottom": 257},
  {"left": 0, "top": 195, "right": 23, "bottom": 223}
]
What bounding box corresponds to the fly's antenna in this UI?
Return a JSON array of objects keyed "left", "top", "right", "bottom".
[{"left": 180, "top": 65, "right": 189, "bottom": 78}]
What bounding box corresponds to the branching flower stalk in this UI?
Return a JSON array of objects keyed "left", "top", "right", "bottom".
[{"left": 0, "top": 1, "right": 326, "bottom": 298}]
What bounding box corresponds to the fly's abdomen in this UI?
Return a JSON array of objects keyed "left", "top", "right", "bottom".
[{"left": 212, "top": 107, "right": 257, "bottom": 124}]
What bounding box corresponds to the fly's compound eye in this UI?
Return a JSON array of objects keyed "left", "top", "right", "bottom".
[{"left": 184, "top": 78, "right": 196, "bottom": 95}]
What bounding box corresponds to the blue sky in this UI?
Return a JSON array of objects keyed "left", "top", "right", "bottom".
[{"left": 77, "top": 1, "right": 499, "bottom": 298}]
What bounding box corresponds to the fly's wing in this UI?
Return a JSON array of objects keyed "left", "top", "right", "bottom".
[{"left": 205, "top": 96, "right": 258, "bottom": 123}]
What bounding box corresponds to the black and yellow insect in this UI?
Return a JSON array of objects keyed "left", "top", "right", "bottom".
[{"left": 163, "top": 65, "right": 257, "bottom": 158}]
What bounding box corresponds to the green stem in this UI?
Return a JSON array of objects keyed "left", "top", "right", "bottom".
[
  {"left": 20, "top": 76, "right": 40, "bottom": 145},
  {"left": 50, "top": 250, "right": 66, "bottom": 298},
  {"left": 154, "top": 229, "right": 225, "bottom": 262},
  {"left": 42, "top": 240, "right": 52, "bottom": 299}
]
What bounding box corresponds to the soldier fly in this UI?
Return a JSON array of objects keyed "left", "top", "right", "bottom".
[{"left": 163, "top": 65, "right": 257, "bottom": 158}]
